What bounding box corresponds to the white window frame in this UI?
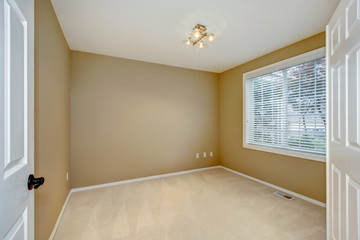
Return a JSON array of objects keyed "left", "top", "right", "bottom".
[{"left": 243, "top": 47, "right": 326, "bottom": 162}]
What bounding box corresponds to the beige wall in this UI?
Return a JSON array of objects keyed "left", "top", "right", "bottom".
[
  {"left": 70, "top": 51, "right": 219, "bottom": 188},
  {"left": 219, "top": 32, "right": 326, "bottom": 203},
  {"left": 34, "top": 1, "right": 71, "bottom": 239}
]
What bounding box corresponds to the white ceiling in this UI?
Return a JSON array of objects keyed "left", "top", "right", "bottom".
[{"left": 51, "top": 0, "right": 340, "bottom": 73}]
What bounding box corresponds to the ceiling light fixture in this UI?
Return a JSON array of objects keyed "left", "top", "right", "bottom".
[{"left": 185, "top": 24, "right": 215, "bottom": 48}]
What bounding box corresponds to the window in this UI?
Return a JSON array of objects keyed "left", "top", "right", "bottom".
[{"left": 243, "top": 48, "right": 326, "bottom": 162}]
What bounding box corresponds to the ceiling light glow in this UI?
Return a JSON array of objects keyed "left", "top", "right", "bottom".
[{"left": 184, "top": 24, "right": 216, "bottom": 48}]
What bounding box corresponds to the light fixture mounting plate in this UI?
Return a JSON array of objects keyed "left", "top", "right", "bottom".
[{"left": 194, "top": 24, "right": 207, "bottom": 32}]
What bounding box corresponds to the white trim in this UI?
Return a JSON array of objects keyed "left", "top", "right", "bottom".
[
  {"left": 325, "top": 24, "right": 331, "bottom": 240},
  {"left": 72, "top": 165, "right": 326, "bottom": 207},
  {"left": 219, "top": 166, "right": 326, "bottom": 208},
  {"left": 49, "top": 190, "right": 72, "bottom": 240},
  {"left": 71, "top": 166, "right": 220, "bottom": 192},
  {"left": 244, "top": 144, "right": 326, "bottom": 162},
  {"left": 243, "top": 47, "right": 327, "bottom": 163},
  {"left": 243, "top": 47, "right": 326, "bottom": 80}
]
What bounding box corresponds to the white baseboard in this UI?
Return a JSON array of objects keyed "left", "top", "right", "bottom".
[
  {"left": 49, "top": 190, "right": 72, "bottom": 240},
  {"left": 71, "top": 165, "right": 221, "bottom": 193},
  {"left": 219, "top": 166, "right": 326, "bottom": 208}
]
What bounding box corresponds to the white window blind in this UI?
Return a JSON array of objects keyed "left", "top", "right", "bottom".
[{"left": 245, "top": 56, "right": 326, "bottom": 156}]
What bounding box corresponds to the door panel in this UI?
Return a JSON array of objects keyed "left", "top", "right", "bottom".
[
  {"left": 346, "top": 175, "right": 360, "bottom": 240},
  {"left": 346, "top": 46, "right": 360, "bottom": 149},
  {"left": 331, "top": 19, "right": 342, "bottom": 56},
  {"left": 345, "top": 0, "right": 359, "bottom": 39},
  {"left": 9, "top": 1, "right": 26, "bottom": 163},
  {"left": 332, "top": 164, "right": 342, "bottom": 240},
  {"left": 331, "top": 62, "right": 341, "bottom": 143},
  {"left": 327, "top": 0, "right": 360, "bottom": 239},
  {"left": 4, "top": 208, "right": 27, "bottom": 240},
  {"left": 4, "top": 0, "right": 27, "bottom": 177}
]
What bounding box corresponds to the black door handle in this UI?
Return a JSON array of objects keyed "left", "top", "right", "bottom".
[{"left": 28, "top": 174, "right": 45, "bottom": 190}]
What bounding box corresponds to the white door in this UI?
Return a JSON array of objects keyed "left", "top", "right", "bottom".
[
  {"left": 327, "top": 0, "right": 360, "bottom": 239},
  {"left": 0, "top": 0, "right": 35, "bottom": 239}
]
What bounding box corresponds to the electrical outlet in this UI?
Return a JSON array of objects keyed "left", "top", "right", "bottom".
[
  {"left": 203, "top": 152, "right": 207, "bottom": 158},
  {"left": 66, "top": 172, "right": 69, "bottom": 181},
  {"left": 210, "top": 152, "right": 213, "bottom": 157},
  {"left": 196, "top": 153, "right": 200, "bottom": 159}
]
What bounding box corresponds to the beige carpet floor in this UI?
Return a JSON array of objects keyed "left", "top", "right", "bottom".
[{"left": 53, "top": 168, "right": 326, "bottom": 240}]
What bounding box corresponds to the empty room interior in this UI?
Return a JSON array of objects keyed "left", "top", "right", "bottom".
[{"left": 16, "top": 0, "right": 359, "bottom": 239}]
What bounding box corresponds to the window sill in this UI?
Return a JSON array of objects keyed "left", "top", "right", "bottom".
[{"left": 243, "top": 143, "right": 326, "bottom": 162}]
